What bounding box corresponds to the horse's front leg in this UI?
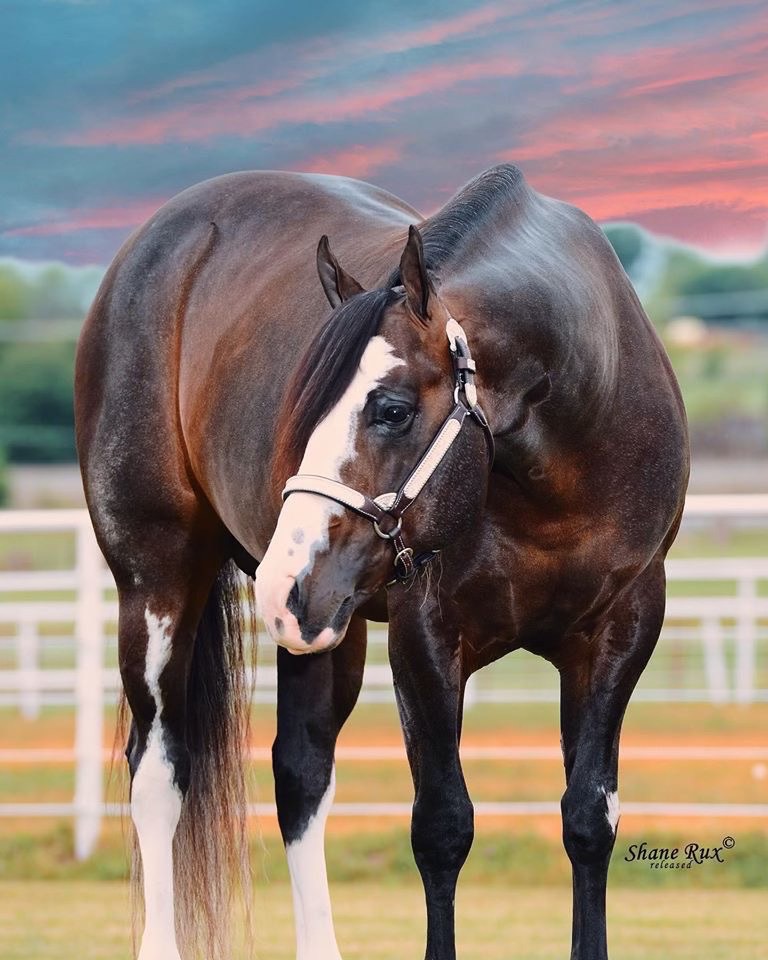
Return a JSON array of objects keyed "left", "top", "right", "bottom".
[
  {"left": 273, "top": 614, "right": 367, "bottom": 960},
  {"left": 558, "top": 560, "right": 666, "bottom": 960},
  {"left": 389, "top": 598, "right": 473, "bottom": 960}
]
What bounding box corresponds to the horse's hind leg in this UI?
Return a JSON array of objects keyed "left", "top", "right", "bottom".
[
  {"left": 557, "top": 560, "right": 666, "bottom": 960},
  {"left": 272, "top": 614, "right": 367, "bottom": 960},
  {"left": 117, "top": 536, "right": 220, "bottom": 960}
]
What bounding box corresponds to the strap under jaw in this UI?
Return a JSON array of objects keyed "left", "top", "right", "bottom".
[{"left": 281, "top": 316, "right": 494, "bottom": 585}]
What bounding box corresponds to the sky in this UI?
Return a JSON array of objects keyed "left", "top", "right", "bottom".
[{"left": 2, "top": 0, "right": 767, "bottom": 265}]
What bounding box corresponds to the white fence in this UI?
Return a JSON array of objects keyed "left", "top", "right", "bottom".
[
  {"left": 1, "top": 498, "right": 767, "bottom": 857},
  {"left": 0, "top": 510, "right": 103, "bottom": 858}
]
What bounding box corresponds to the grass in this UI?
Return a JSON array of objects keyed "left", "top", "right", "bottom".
[
  {"left": 1, "top": 701, "right": 766, "bottom": 886},
  {"left": 2, "top": 821, "right": 767, "bottom": 889},
  {"left": 4, "top": 699, "right": 768, "bottom": 748},
  {"left": 0, "top": 881, "right": 765, "bottom": 960},
  {"left": 2, "top": 744, "right": 767, "bottom": 806},
  {"left": 0, "top": 530, "right": 75, "bottom": 571}
]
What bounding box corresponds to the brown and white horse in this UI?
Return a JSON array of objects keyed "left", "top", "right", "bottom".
[{"left": 75, "top": 163, "right": 688, "bottom": 960}]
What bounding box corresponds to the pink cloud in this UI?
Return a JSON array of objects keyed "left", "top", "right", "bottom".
[
  {"left": 10, "top": 2, "right": 768, "bottom": 260},
  {"left": 371, "top": 3, "right": 514, "bottom": 53},
  {"left": 569, "top": 183, "right": 767, "bottom": 222},
  {"left": 624, "top": 203, "right": 768, "bottom": 257},
  {"left": 3, "top": 145, "right": 402, "bottom": 242},
  {"left": 513, "top": 137, "right": 768, "bottom": 220},
  {"left": 578, "top": 17, "right": 768, "bottom": 98},
  {"left": 530, "top": 0, "right": 761, "bottom": 41},
  {"left": 496, "top": 8, "right": 768, "bottom": 235},
  {"left": 131, "top": 4, "right": 512, "bottom": 107},
  {"left": 300, "top": 143, "right": 402, "bottom": 179},
  {"left": 55, "top": 54, "right": 524, "bottom": 147},
  {"left": 129, "top": 36, "right": 336, "bottom": 106},
  {"left": 5, "top": 199, "right": 166, "bottom": 237}
]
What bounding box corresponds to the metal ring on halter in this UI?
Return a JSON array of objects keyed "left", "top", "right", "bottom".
[
  {"left": 393, "top": 546, "right": 414, "bottom": 569},
  {"left": 373, "top": 514, "right": 402, "bottom": 539}
]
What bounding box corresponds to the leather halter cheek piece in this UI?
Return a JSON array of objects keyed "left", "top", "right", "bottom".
[{"left": 282, "top": 318, "right": 495, "bottom": 586}]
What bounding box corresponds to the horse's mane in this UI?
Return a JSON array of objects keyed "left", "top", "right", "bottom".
[
  {"left": 273, "top": 286, "right": 400, "bottom": 483},
  {"left": 385, "top": 162, "right": 525, "bottom": 286},
  {"left": 273, "top": 164, "right": 524, "bottom": 485}
]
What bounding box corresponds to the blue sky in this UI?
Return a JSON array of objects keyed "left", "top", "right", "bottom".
[{"left": 2, "top": 0, "right": 767, "bottom": 264}]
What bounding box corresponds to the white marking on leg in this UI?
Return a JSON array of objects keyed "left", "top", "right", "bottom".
[
  {"left": 256, "top": 336, "right": 403, "bottom": 651},
  {"left": 286, "top": 768, "right": 342, "bottom": 960},
  {"left": 602, "top": 785, "right": 620, "bottom": 833},
  {"left": 132, "top": 608, "right": 183, "bottom": 960}
]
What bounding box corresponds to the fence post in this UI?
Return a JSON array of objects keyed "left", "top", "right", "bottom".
[
  {"left": 464, "top": 672, "right": 479, "bottom": 711},
  {"left": 735, "top": 577, "right": 757, "bottom": 704},
  {"left": 701, "top": 617, "right": 729, "bottom": 703},
  {"left": 73, "top": 518, "right": 104, "bottom": 860},
  {"left": 17, "top": 620, "right": 40, "bottom": 719}
]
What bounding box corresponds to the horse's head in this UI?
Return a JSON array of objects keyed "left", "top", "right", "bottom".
[{"left": 255, "top": 226, "right": 494, "bottom": 654}]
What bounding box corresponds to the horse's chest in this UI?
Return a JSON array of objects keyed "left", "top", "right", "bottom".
[{"left": 453, "top": 534, "right": 622, "bottom": 666}]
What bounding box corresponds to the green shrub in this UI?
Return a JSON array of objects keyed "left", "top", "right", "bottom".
[
  {"left": 0, "top": 446, "right": 9, "bottom": 506},
  {"left": 0, "top": 342, "right": 76, "bottom": 463}
]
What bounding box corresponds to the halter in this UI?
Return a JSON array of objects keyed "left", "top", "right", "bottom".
[{"left": 282, "top": 317, "right": 494, "bottom": 585}]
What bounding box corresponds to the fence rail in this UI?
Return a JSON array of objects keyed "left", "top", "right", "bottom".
[{"left": 1, "top": 500, "right": 767, "bottom": 857}]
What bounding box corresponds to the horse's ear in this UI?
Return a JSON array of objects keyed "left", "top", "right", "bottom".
[
  {"left": 316, "top": 235, "right": 365, "bottom": 308},
  {"left": 399, "top": 224, "right": 433, "bottom": 325}
]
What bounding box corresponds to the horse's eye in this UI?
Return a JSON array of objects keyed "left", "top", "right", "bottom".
[
  {"left": 370, "top": 395, "right": 415, "bottom": 430},
  {"left": 382, "top": 403, "right": 411, "bottom": 424}
]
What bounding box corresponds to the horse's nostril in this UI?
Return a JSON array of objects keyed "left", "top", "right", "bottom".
[{"left": 286, "top": 580, "right": 301, "bottom": 617}]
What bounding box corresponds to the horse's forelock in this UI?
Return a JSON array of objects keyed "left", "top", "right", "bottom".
[{"left": 273, "top": 287, "right": 400, "bottom": 487}]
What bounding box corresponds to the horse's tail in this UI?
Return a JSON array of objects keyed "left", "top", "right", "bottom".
[{"left": 129, "top": 560, "right": 257, "bottom": 959}]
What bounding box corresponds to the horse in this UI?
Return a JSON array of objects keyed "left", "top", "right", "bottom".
[{"left": 75, "top": 162, "right": 689, "bottom": 960}]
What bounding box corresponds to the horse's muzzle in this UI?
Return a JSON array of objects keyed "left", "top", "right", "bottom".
[{"left": 255, "top": 569, "right": 351, "bottom": 654}]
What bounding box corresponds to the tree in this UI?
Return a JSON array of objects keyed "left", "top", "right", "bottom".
[
  {"left": 0, "top": 342, "right": 77, "bottom": 463},
  {"left": 603, "top": 223, "right": 644, "bottom": 275}
]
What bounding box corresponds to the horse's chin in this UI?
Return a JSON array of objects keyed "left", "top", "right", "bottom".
[{"left": 273, "top": 622, "right": 348, "bottom": 656}]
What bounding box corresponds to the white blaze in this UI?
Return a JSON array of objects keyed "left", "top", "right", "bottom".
[
  {"left": 256, "top": 336, "right": 404, "bottom": 652},
  {"left": 132, "top": 608, "right": 183, "bottom": 960},
  {"left": 286, "top": 769, "right": 342, "bottom": 960}
]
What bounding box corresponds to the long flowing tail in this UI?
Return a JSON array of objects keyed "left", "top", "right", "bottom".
[{"left": 127, "top": 560, "right": 257, "bottom": 959}]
